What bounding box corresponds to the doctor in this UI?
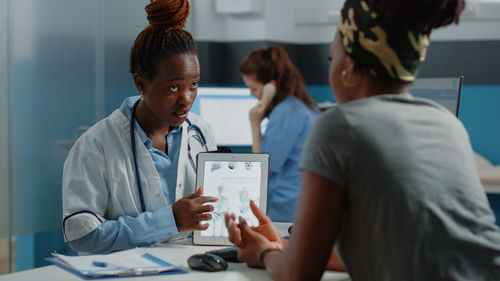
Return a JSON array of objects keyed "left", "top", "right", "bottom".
[{"left": 62, "top": 0, "right": 217, "bottom": 254}]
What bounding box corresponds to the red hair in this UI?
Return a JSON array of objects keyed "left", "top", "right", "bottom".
[{"left": 240, "top": 45, "right": 318, "bottom": 116}]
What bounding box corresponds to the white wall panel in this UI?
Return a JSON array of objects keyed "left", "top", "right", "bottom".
[
  {"left": 0, "top": 0, "right": 10, "bottom": 240},
  {"left": 191, "top": 0, "right": 500, "bottom": 43}
]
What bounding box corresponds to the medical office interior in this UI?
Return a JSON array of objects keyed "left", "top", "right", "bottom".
[{"left": 0, "top": 0, "right": 500, "bottom": 275}]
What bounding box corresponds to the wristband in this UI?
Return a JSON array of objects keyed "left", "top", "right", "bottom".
[{"left": 259, "top": 248, "right": 282, "bottom": 269}]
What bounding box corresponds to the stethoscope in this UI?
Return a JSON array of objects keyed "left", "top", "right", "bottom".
[{"left": 130, "top": 99, "right": 208, "bottom": 212}]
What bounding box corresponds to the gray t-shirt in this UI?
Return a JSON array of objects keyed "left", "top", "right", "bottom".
[{"left": 300, "top": 93, "right": 500, "bottom": 281}]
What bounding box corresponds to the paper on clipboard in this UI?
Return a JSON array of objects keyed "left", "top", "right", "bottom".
[{"left": 47, "top": 248, "right": 184, "bottom": 278}]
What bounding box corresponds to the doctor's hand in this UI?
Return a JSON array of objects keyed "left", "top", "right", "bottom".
[{"left": 172, "top": 186, "right": 217, "bottom": 232}]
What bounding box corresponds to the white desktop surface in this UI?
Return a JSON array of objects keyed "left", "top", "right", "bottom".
[{"left": 0, "top": 223, "right": 350, "bottom": 281}]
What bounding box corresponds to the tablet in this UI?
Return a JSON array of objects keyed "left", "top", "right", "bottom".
[{"left": 192, "top": 152, "right": 269, "bottom": 246}]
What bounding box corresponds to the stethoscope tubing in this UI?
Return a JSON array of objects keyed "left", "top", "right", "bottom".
[
  {"left": 131, "top": 100, "right": 147, "bottom": 212},
  {"left": 185, "top": 118, "right": 209, "bottom": 171}
]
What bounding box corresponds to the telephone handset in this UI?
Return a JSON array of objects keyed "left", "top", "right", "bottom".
[{"left": 259, "top": 82, "right": 276, "bottom": 109}]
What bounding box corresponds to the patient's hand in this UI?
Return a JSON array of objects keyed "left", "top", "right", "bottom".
[
  {"left": 224, "top": 201, "right": 285, "bottom": 267},
  {"left": 225, "top": 200, "right": 283, "bottom": 249},
  {"left": 230, "top": 217, "right": 275, "bottom": 267},
  {"left": 248, "top": 200, "right": 283, "bottom": 247}
]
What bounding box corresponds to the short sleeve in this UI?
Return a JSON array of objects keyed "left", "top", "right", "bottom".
[
  {"left": 260, "top": 102, "right": 306, "bottom": 172},
  {"left": 299, "top": 108, "right": 352, "bottom": 188}
]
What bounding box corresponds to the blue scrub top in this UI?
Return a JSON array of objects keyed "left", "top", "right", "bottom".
[{"left": 260, "top": 96, "right": 318, "bottom": 222}]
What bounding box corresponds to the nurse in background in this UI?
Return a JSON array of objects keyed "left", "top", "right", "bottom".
[
  {"left": 62, "top": 0, "right": 217, "bottom": 254},
  {"left": 240, "top": 46, "right": 319, "bottom": 222}
]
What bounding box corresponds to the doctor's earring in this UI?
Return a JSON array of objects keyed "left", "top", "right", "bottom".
[
  {"left": 140, "top": 91, "right": 145, "bottom": 100},
  {"left": 341, "top": 69, "right": 360, "bottom": 88}
]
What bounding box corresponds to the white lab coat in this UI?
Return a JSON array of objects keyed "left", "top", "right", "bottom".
[{"left": 62, "top": 109, "right": 217, "bottom": 242}]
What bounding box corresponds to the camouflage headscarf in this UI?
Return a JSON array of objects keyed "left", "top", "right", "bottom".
[{"left": 338, "top": 0, "right": 430, "bottom": 82}]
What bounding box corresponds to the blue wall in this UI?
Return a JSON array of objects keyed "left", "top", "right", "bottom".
[
  {"left": 459, "top": 85, "right": 500, "bottom": 165},
  {"left": 458, "top": 84, "right": 500, "bottom": 222}
]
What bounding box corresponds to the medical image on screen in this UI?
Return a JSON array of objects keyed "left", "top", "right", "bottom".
[{"left": 201, "top": 161, "right": 261, "bottom": 237}]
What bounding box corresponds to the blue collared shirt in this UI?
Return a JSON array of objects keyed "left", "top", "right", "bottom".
[{"left": 68, "top": 96, "right": 183, "bottom": 254}]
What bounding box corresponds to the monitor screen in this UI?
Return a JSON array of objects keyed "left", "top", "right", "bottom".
[
  {"left": 409, "top": 77, "right": 463, "bottom": 116},
  {"left": 197, "top": 87, "right": 257, "bottom": 146}
]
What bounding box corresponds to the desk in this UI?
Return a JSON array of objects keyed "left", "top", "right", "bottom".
[{"left": 0, "top": 224, "right": 350, "bottom": 281}]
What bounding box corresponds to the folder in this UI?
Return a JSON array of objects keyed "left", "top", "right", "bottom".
[{"left": 46, "top": 248, "right": 187, "bottom": 279}]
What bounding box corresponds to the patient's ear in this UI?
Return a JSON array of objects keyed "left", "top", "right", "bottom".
[
  {"left": 344, "top": 56, "right": 358, "bottom": 77},
  {"left": 341, "top": 57, "right": 361, "bottom": 88}
]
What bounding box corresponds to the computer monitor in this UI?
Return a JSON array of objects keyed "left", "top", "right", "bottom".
[
  {"left": 196, "top": 77, "right": 463, "bottom": 146},
  {"left": 196, "top": 87, "right": 256, "bottom": 146},
  {"left": 409, "top": 76, "right": 463, "bottom": 117}
]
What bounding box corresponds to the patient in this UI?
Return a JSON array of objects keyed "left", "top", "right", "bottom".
[{"left": 225, "top": 0, "right": 500, "bottom": 280}]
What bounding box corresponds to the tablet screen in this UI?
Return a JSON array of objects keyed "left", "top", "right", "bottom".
[
  {"left": 193, "top": 152, "right": 269, "bottom": 245},
  {"left": 201, "top": 161, "right": 261, "bottom": 237}
]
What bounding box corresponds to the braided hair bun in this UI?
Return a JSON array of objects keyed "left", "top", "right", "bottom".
[
  {"left": 145, "top": 0, "right": 190, "bottom": 31},
  {"left": 130, "top": 0, "right": 197, "bottom": 79}
]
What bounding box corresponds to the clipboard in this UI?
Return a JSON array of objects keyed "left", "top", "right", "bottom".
[{"left": 46, "top": 249, "right": 187, "bottom": 279}]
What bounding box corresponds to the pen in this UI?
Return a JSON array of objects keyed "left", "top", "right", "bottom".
[
  {"left": 92, "top": 261, "right": 147, "bottom": 275},
  {"left": 92, "top": 261, "right": 109, "bottom": 268}
]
